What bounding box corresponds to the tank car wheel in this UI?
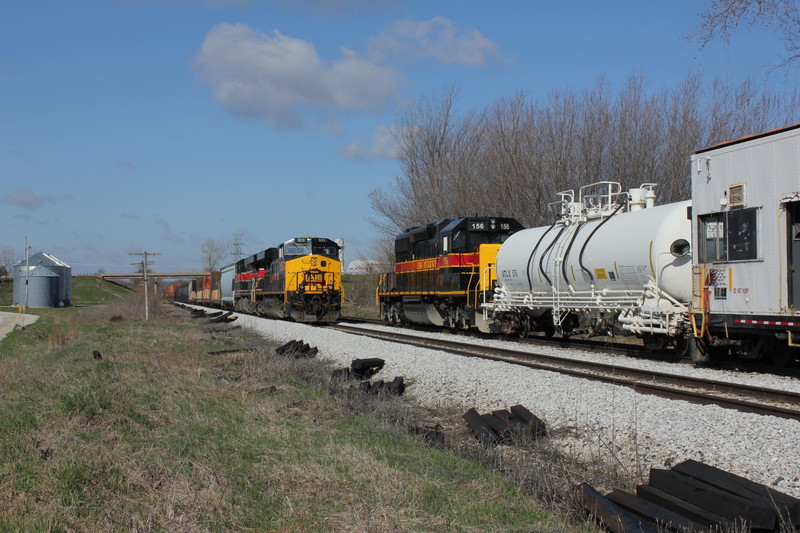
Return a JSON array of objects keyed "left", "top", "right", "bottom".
[
  {"left": 517, "top": 317, "right": 530, "bottom": 338},
  {"left": 672, "top": 336, "right": 690, "bottom": 359},
  {"left": 642, "top": 333, "right": 667, "bottom": 353}
]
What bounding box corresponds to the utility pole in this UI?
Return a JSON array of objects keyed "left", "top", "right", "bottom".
[
  {"left": 22, "top": 236, "right": 29, "bottom": 328},
  {"left": 129, "top": 251, "right": 160, "bottom": 320}
]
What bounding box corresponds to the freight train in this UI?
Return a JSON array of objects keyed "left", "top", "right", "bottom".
[
  {"left": 164, "top": 236, "right": 343, "bottom": 323},
  {"left": 378, "top": 123, "right": 800, "bottom": 366}
]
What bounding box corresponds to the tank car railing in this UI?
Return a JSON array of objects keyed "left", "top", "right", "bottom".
[
  {"left": 496, "top": 289, "right": 643, "bottom": 312},
  {"left": 579, "top": 181, "right": 625, "bottom": 219}
]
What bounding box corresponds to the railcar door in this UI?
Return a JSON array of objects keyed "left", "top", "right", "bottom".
[{"left": 788, "top": 201, "right": 800, "bottom": 308}]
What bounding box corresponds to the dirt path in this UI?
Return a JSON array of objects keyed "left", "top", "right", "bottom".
[{"left": 0, "top": 310, "right": 39, "bottom": 341}]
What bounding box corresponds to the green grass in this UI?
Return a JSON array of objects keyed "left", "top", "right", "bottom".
[
  {"left": 0, "top": 275, "right": 132, "bottom": 308},
  {"left": 0, "top": 296, "right": 586, "bottom": 532}
]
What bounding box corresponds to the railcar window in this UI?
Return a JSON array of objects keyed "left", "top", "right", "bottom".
[
  {"left": 728, "top": 207, "right": 758, "bottom": 260},
  {"left": 699, "top": 213, "right": 727, "bottom": 262},
  {"left": 698, "top": 208, "right": 759, "bottom": 262}
]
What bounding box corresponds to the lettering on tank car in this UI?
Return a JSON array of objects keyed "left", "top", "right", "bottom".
[
  {"left": 617, "top": 264, "right": 649, "bottom": 285},
  {"left": 714, "top": 287, "right": 727, "bottom": 300},
  {"left": 732, "top": 287, "right": 749, "bottom": 294},
  {"left": 501, "top": 269, "right": 519, "bottom": 278}
]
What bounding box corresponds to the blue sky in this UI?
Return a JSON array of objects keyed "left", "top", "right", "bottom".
[{"left": 1, "top": 0, "right": 796, "bottom": 274}]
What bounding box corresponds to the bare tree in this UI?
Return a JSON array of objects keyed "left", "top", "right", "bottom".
[
  {"left": 0, "top": 246, "right": 15, "bottom": 292},
  {"left": 370, "top": 74, "right": 800, "bottom": 243},
  {"left": 693, "top": 0, "right": 800, "bottom": 69},
  {"left": 201, "top": 239, "right": 228, "bottom": 271}
]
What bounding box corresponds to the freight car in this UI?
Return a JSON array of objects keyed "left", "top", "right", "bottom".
[
  {"left": 689, "top": 122, "right": 800, "bottom": 365},
  {"left": 233, "top": 236, "right": 342, "bottom": 323},
  {"left": 486, "top": 182, "right": 693, "bottom": 356},
  {"left": 377, "top": 217, "right": 524, "bottom": 331}
]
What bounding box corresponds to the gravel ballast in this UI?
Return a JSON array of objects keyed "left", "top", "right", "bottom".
[{"left": 223, "top": 310, "right": 800, "bottom": 498}]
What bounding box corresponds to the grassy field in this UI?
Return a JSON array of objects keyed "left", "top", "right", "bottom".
[
  {"left": 0, "top": 276, "right": 132, "bottom": 309},
  {"left": 0, "top": 288, "right": 593, "bottom": 532},
  {"left": 341, "top": 273, "right": 382, "bottom": 319}
]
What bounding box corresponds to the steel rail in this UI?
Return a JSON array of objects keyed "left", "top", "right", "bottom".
[{"left": 327, "top": 323, "right": 800, "bottom": 421}]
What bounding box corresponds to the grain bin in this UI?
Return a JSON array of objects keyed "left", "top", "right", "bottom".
[{"left": 12, "top": 252, "right": 72, "bottom": 307}]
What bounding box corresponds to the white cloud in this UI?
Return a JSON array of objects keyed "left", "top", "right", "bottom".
[
  {"left": 368, "top": 16, "right": 507, "bottom": 67},
  {"left": 340, "top": 124, "right": 400, "bottom": 161},
  {"left": 193, "top": 23, "right": 401, "bottom": 127},
  {"left": 1, "top": 188, "right": 70, "bottom": 210}
]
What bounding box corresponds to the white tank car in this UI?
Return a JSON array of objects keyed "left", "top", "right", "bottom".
[{"left": 488, "top": 182, "right": 692, "bottom": 348}]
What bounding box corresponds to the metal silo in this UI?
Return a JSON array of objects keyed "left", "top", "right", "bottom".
[{"left": 12, "top": 252, "right": 73, "bottom": 308}]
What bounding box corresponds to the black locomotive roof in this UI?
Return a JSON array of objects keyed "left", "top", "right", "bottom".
[{"left": 398, "top": 216, "right": 523, "bottom": 240}]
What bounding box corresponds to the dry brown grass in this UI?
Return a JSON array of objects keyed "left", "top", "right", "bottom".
[{"left": 0, "top": 301, "right": 588, "bottom": 532}]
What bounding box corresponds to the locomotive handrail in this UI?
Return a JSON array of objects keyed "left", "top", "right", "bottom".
[
  {"left": 375, "top": 273, "right": 386, "bottom": 306},
  {"left": 480, "top": 264, "right": 496, "bottom": 310}
]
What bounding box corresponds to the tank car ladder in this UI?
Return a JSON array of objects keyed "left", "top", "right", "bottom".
[{"left": 550, "top": 223, "right": 580, "bottom": 328}]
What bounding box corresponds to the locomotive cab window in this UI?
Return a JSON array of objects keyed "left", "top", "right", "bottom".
[
  {"left": 284, "top": 242, "right": 311, "bottom": 257},
  {"left": 312, "top": 243, "right": 339, "bottom": 260},
  {"left": 698, "top": 207, "right": 759, "bottom": 263}
]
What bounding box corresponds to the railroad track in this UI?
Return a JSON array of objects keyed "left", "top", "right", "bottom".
[{"left": 328, "top": 322, "right": 800, "bottom": 421}]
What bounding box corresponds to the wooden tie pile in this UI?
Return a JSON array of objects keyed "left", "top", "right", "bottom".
[{"left": 579, "top": 459, "right": 800, "bottom": 533}]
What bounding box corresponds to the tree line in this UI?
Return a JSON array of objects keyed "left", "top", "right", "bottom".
[{"left": 370, "top": 74, "right": 800, "bottom": 235}]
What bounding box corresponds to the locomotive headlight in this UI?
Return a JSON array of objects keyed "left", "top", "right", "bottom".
[
  {"left": 327, "top": 284, "right": 334, "bottom": 290},
  {"left": 299, "top": 284, "right": 305, "bottom": 291}
]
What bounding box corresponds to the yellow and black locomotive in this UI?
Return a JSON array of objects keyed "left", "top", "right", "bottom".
[
  {"left": 234, "top": 236, "right": 342, "bottom": 323},
  {"left": 377, "top": 217, "right": 523, "bottom": 331}
]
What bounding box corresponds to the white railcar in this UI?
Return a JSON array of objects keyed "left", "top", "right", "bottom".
[
  {"left": 690, "top": 122, "right": 800, "bottom": 365},
  {"left": 486, "top": 181, "right": 693, "bottom": 354}
]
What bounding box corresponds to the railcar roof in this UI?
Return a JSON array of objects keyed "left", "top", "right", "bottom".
[{"left": 694, "top": 122, "right": 800, "bottom": 154}]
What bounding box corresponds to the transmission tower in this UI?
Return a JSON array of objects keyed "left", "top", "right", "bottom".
[{"left": 231, "top": 233, "right": 244, "bottom": 260}]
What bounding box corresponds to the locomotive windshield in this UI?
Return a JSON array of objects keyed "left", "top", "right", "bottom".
[
  {"left": 284, "top": 242, "right": 311, "bottom": 257},
  {"left": 283, "top": 238, "right": 340, "bottom": 260},
  {"left": 312, "top": 242, "right": 339, "bottom": 260},
  {"left": 451, "top": 230, "right": 514, "bottom": 252}
]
